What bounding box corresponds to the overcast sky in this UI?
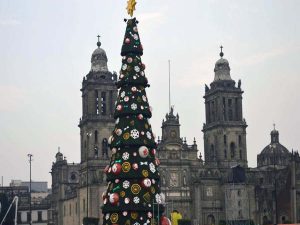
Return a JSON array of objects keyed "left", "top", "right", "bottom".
[{"left": 0, "top": 0, "right": 299, "bottom": 187}]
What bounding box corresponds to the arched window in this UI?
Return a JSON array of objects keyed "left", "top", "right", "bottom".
[
  {"left": 210, "top": 144, "right": 215, "bottom": 160},
  {"left": 207, "top": 215, "right": 215, "bottom": 225},
  {"left": 230, "top": 142, "right": 236, "bottom": 158},
  {"left": 94, "top": 130, "right": 98, "bottom": 143}
]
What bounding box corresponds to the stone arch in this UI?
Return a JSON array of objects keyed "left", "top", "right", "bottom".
[{"left": 207, "top": 214, "right": 215, "bottom": 225}]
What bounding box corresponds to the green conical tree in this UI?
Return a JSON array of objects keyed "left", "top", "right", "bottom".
[{"left": 102, "top": 18, "right": 164, "bottom": 225}]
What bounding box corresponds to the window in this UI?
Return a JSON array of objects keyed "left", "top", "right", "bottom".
[
  {"left": 237, "top": 189, "right": 241, "bottom": 196},
  {"left": 38, "top": 211, "right": 42, "bottom": 222},
  {"left": 228, "top": 99, "right": 233, "bottom": 121},
  {"left": 95, "top": 90, "right": 99, "bottom": 115},
  {"left": 101, "top": 92, "right": 106, "bottom": 115},
  {"left": 223, "top": 97, "right": 226, "bottom": 120},
  {"left": 235, "top": 98, "right": 239, "bottom": 120},
  {"left": 64, "top": 205, "right": 66, "bottom": 216},
  {"left": 75, "top": 202, "right": 78, "bottom": 215},
  {"left": 239, "top": 149, "right": 242, "bottom": 159},
  {"left": 238, "top": 200, "right": 241, "bottom": 207},
  {"left": 211, "top": 101, "right": 215, "bottom": 122},
  {"left": 83, "top": 199, "right": 86, "bottom": 212},
  {"left": 27, "top": 212, "right": 31, "bottom": 222},
  {"left": 17, "top": 212, "right": 21, "bottom": 223},
  {"left": 230, "top": 142, "right": 236, "bottom": 158},
  {"left": 239, "top": 135, "right": 242, "bottom": 146},
  {"left": 224, "top": 135, "right": 227, "bottom": 144},
  {"left": 224, "top": 149, "right": 227, "bottom": 159},
  {"left": 94, "top": 130, "right": 98, "bottom": 143},
  {"left": 69, "top": 204, "right": 72, "bottom": 216},
  {"left": 210, "top": 144, "right": 215, "bottom": 160}
]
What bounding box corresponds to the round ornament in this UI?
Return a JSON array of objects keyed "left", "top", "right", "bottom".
[
  {"left": 138, "top": 146, "right": 149, "bottom": 158},
  {"left": 125, "top": 38, "right": 130, "bottom": 44},
  {"left": 142, "top": 170, "right": 149, "bottom": 177},
  {"left": 131, "top": 103, "right": 137, "bottom": 110},
  {"left": 132, "top": 163, "right": 138, "bottom": 170},
  {"left": 131, "top": 86, "right": 137, "bottom": 92},
  {"left": 109, "top": 193, "right": 119, "bottom": 205},
  {"left": 160, "top": 216, "right": 171, "bottom": 225},
  {"left": 152, "top": 149, "right": 156, "bottom": 155},
  {"left": 111, "top": 148, "right": 117, "bottom": 154},
  {"left": 131, "top": 129, "right": 139, "bottom": 139},
  {"left": 131, "top": 184, "right": 141, "bottom": 195},
  {"left": 123, "top": 180, "right": 130, "bottom": 189},
  {"left": 122, "top": 152, "right": 130, "bottom": 160},
  {"left": 141, "top": 178, "right": 152, "bottom": 188},
  {"left": 134, "top": 66, "right": 140, "bottom": 72},
  {"left": 115, "top": 129, "right": 122, "bottom": 136},
  {"left": 111, "top": 163, "right": 121, "bottom": 175},
  {"left": 122, "top": 162, "right": 131, "bottom": 172},
  {"left": 127, "top": 57, "right": 133, "bottom": 63},
  {"left": 124, "top": 96, "right": 129, "bottom": 102},
  {"left": 123, "top": 132, "right": 130, "bottom": 140},
  {"left": 133, "top": 34, "right": 139, "bottom": 40},
  {"left": 108, "top": 136, "right": 113, "bottom": 144},
  {"left": 133, "top": 26, "right": 138, "bottom": 32},
  {"left": 116, "top": 104, "right": 123, "bottom": 111},
  {"left": 122, "top": 64, "right": 127, "bottom": 70},
  {"left": 124, "top": 197, "right": 130, "bottom": 204},
  {"left": 120, "top": 191, "right": 125, "bottom": 197},
  {"left": 137, "top": 114, "right": 143, "bottom": 120},
  {"left": 133, "top": 196, "right": 140, "bottom": 204},
  {"left": 123, "top": 211, "right": 128, "bottom": 216}
]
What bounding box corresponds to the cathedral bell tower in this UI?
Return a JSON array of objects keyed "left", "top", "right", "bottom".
[
  {"left": 203, "top": 47, "right": 248, "bottom": 168},
  {"left": 78, "top": 38, "right": 117, "bottom": 223},
  {"left": 79, "top": 37, "right": 117, "bottom": 162}
]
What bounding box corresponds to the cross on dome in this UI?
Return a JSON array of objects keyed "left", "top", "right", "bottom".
[
  {"left": 97, "top": 35, "right": 101, "bottom": 47},
  {"left": 220, "top": 45, "right": 224, "bottom": 58}
]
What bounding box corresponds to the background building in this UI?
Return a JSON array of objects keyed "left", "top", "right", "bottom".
[{"left": 51, "top": 44, "right": 300, "bottom": 225}]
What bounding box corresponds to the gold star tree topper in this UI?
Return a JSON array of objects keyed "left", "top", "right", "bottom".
[{"left": 127, "top": 0, "right": 136, "bottom": 17}]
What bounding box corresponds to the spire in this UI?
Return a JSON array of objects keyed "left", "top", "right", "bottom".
[{"left": 96, "top": 35, "right": 101, "bottom": 47}]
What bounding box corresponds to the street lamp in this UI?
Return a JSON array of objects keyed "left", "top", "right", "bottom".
[{"left": 27, "top": 154, "right": 33, "bottom": 225}]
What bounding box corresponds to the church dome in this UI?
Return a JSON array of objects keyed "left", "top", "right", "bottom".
[
  {"left": 213, "top": 47, "right": 232, "bottom": 81},
  {"left": 257, "top": 127, "right": 290, "bottom": 168},
  {"left": 90, "top": 37, "right": 108, "bottom": 72}
]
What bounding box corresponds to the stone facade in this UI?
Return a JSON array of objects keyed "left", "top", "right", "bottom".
[{"left": 51, "top": 44, "right": 300, "bottom": 225}]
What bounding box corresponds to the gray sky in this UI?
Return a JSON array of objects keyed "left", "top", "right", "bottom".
[{"left": 0, "top": 0, "right": 299, "bottom": 187}]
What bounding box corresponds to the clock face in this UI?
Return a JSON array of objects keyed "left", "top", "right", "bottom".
[{"left": 69, "top": 172, "right": 79, "bottom": 183}]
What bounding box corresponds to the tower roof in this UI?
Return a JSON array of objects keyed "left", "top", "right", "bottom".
[
  {"left": 90, "top": 35, "right": 108, "bottom": 72},
  {"left": 213, "top": 46, "right": 232, "bottom": 81}
]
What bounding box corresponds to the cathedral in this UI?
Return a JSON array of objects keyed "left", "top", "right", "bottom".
[{"left": 50, "top": 40, "right": 300, "bottom": 225}]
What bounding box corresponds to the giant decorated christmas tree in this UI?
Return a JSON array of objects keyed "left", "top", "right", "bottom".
[{"left": 101, "top": 2, "right": 164, "bottom": 225}]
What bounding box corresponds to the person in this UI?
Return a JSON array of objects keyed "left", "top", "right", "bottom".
[{"left": 171, "top": 210, "right": 182, "bottom": 225}]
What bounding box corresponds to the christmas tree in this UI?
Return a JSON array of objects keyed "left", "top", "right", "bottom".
[{"left": 101, "top": 16, "right": 164, "bottom": 225}]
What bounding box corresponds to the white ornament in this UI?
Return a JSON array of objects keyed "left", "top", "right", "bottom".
[
  {"left": 122, "top": 152, "right": 130, "bottom": 160},
  {"left": 120, "top": 91, "right": 125, "bottom": 98},
  {"left": 149, "top": 163, "right": 156, "bottom": 173},
  {"left": 123, "top": 180, "right": 130, "bottom": 189},
  {"left": 131, "top": 103, "right": 137, "bottom": 110},
  {"left": 146, "top": 131, "right": 152, "bottom": 139},
  {"left": 131, "top": 129, "right": 139, "bottom": 139},
  {"left": 134, "top": 66, "right": 140, "bottom": 72},
  {"left": 133, "top": 196, "right": 140, "bottom": 204},
  {"left": 138, "top": 146, "right": 149, "bottom": 158},
  {"left": 142, "top": 95, "right": 147, "bottom": 102},
  {"left": 122, "top": 64, "right": 127, "bottom": 70}
]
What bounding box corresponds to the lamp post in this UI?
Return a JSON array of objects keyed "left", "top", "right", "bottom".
[{"left": 27, "top": 154, "right": 33, "bottom": 225}]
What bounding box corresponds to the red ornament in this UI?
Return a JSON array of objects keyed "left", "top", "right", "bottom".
[
  {"left": 160, "top": 216, "right": 171, "bottom": 225},
  {"left": 125, "top": 38, "right": 130, "bottom": 44},
  {"left": 109, "top": 193, "right": 119, "bottom": 205},
  {"left": 111, "top": 163, "right": 122, "bottom": 175},
  {"left": 137, "top": 114, "right": 143, "bottom": 120},
  {"left": 152, "top": 149, "right": 156, "bottom": 155},
  {"left": 116, "top": 104, "right": 123, "bottom": 111},
  {"left": 104, "top": 165, "right": 109, "bottom": 173},
  {"left": 141, "top": 178, "right": 152, "bottom": 188}
]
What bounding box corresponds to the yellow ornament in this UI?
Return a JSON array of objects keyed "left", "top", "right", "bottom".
[
  {"left": 110, "top": 213, "right": 119, "bottom": 223},
  {"left": 126, "top": 0, "right": 137, "bottom": 17}
]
